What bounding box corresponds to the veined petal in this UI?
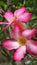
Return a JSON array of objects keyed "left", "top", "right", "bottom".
[
  {"left": 2, "top": 40, "right": 20, "bottom": 50},
  {"left": 11, "top": 25, "right": 21, "bottom": 40},
  {"left": 13, "top": 46, "right": 26, "bottom": 62},
  {"left": 18, "top": 12, "right": 32, "bottom": 22},
  {"left": 14, "top": 7, "right": 26, "bottom": 17},
  {"left": 0, "top": 22, "right": 9, "bottom": 24},
  {"left": 4, "top": 11, "right": 14, "bottom": 23},
  {"left": 22, "top": 28, "right": 36, "bottom": 39},
  {"left": 27, "top": 40, "right": 37, "bottom": 55}
]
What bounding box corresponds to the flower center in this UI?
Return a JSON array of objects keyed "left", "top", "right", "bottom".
[
  {"left": 18, "top": 36, "right": 27, "bottom": 45},
  {"left": 13, "top": 17, "right": 17, "bottom": 21}
]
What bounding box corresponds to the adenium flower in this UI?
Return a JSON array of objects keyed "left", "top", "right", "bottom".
[
  {"left": 0, "top": 7, "right": 32, "bottom": 31},
  {"left": 2, "top": 25, "right": 37, "bottom": 62}
]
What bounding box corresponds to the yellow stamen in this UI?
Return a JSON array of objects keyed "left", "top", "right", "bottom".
[
  {"left": 13, "top": 17, "right": 16, "bottom": 21},
  {"left": 18, "top": 36, "right": 27, "bottom": 45}
]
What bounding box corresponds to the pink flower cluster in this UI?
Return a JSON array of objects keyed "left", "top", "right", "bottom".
[
  {"left": 0, "top": 7, "right": 37, "bottom": 62},
  {"left": 0, "top": 7, "right": 32, "bottom": 31},
  {"left": 3, "top": 25, "right": 37, "bottom": 62}
]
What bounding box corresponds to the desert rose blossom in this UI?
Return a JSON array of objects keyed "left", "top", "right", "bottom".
[
  {"left": 2, "top": 25, "right": 37, "bottom": 62},
  {"left": 0, "top": 7, "right": 32, "bottom": 31}
]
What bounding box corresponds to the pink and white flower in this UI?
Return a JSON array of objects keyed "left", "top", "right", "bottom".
[
  {"left": 2, "top": 25, "right": 37, "bottom": 62},
  {"left": 0, "top": 7, "right": 32, "bottom": 31}
]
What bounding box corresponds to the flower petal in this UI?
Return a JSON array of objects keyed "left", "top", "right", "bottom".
[
  {"left": 22, "top": 28, "right": 36, "bottom": 39},
  {"left": 14, "top": 7, "right": 26, "bottom": 17},
  {"left": 18, "top": 12, "right": 32, "bottom": 22},
  {"left": 13, "top": 46, "right": 26, "bottom": 62},
  {"left": 27, "top": 40, "right": 37, "bottom": 55},
  {"left": 11, "top": 25, "right": 21, "bottom": 40},
  {"left": 2, "top": 40, "right": 20, "bottom": 50},
  {"left": 0, "top": 22, "right": 9, "bottom": 24},
  {"left": 4, "top": 11, "right": 14, "bottom": 23}
]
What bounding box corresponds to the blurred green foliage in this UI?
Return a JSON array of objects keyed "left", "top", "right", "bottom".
[{"left": 0, "top": 0, "right": 37, "bottom": 65}]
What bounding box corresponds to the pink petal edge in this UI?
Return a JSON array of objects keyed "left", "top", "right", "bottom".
[
  {"left": 13, "top": 46, "right": 26, "bottom": 62},
  {"left": 18, "top": 12, "right": 32, "bottom": 22},
  {"left": 11, "top": 25, "right": 21, "bottom": 40},
  {"left": 4, "top": 11, "right": 14, "bottom": 23},
  {"left": 27, "top": 40, "right": 37, "bottom": 55},
  {"left": 2, "top": 40, "right": 20, "bottom": 50},
  {"left": 22, "top": 28, "right": 36, "bottom": 39},
  {"left": 14, "top": 7, "right": 26, "bottom": 17},
  {"left": 0, "top": 22, "right": 9, "bottom": 24}
]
